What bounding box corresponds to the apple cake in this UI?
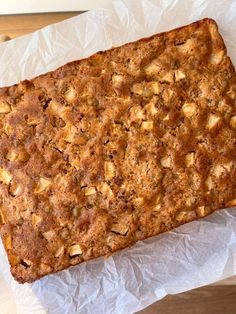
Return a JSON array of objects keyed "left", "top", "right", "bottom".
[{"left": 0, "top": 18, "right": 236, "bottom": 283}]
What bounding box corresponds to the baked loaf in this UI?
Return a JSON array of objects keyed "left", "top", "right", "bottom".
[{"left": 0, "top": 18, "right": 236, "bottom": 283}]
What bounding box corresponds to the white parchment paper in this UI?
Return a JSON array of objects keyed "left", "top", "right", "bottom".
[{"left": 1, "top": 0, "right": 236, "bottom": 313}]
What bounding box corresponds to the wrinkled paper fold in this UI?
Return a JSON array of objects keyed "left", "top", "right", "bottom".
[{"left": 1, "top": 0, "right": 236, "bottom": 313}]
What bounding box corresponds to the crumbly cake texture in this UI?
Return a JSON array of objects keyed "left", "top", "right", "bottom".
[{"left": 0, "top": 18, "right": 236, "bottom": 283}]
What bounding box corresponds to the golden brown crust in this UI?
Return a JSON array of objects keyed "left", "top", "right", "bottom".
[{"left": 0, "top": 18, "right": 236, "bottom": 283}]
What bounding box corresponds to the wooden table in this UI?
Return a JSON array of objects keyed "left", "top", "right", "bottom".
[
  {"left": 0, "top": 12, "right": 236, "bottom": 314},
  {"left": 0, "top": 13, "right": 78, "bottom": 39}
]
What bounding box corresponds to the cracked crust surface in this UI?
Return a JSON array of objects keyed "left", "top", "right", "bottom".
[{"left": 0, "top": 18, "right": 236, "bottom": 283}]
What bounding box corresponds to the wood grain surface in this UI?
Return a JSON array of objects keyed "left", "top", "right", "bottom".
[
  {"left": 137, "top": 286, "right": 236, "bottom": 314},
  {"left": 0, "top": 13, "right": 79, "bottom": 38},
  {"left": 0, "top": 12, "right": 236, "bottom": 314}
]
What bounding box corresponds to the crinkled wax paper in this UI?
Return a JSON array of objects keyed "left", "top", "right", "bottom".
[{"left": 1, "top": 0, "right": 236, "bottom": 313}]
